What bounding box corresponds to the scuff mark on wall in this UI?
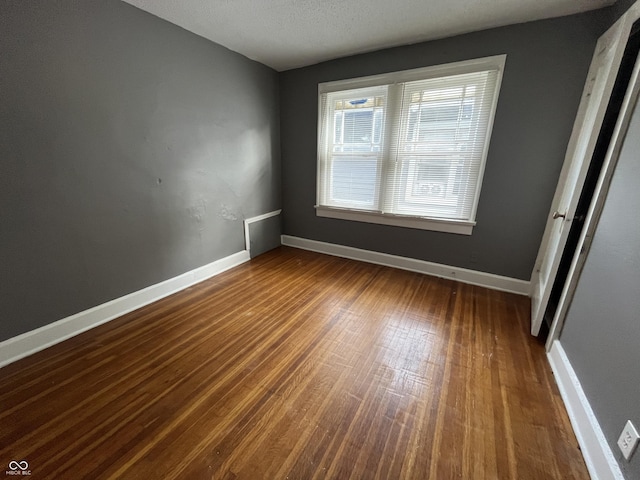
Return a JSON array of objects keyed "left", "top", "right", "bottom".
[
  {"left": 187, "top": 198, "right": 208, "bottom": 230},
  {"left": 219, "top": 203, "right": 238, "bottom": 221}
]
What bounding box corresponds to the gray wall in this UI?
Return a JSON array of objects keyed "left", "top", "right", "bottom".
[
  {"left": 0, "top": 0, "right": 280, "bottom": 341},
  {"left": 559, "top": 97, "right": 640, "bottom": 479},
  {"left": 611, "top": 0, "right": 638, "bottom": 23},
  {"left": 280, "top": 11, "right": 610, "bottom": 280},
  {"left": 248, "top": 215, "right": 283, "bottom": 258}
]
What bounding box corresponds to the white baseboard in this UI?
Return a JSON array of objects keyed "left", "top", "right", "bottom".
[
  {"left": 0, "top": 250, "right": 250, "bottom": 369},
  {"left": 547, "top": 340, "right": 623, "bottom": 480},
  {"left": 281, "top": 235, "right": 529, "bottom": 295}
]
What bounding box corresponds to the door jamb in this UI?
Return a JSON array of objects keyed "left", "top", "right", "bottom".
[{"left": 545, "top": 5, "right": 640, "bottom": 350}]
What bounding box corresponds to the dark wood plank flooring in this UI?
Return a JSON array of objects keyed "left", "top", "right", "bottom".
[{"left": 0, "top": 246, "right": 588, "bottom": 479}]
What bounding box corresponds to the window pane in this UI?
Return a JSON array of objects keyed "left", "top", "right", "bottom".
[
  {"left": 344, "top": 109, "right": 372, "bottom": 146},
  {"left": 396, "top": 158, "right": 462, "bottom": 217},
  {"left": 332, "top": 96, "right": 385, "bottom": 154},
  {"left": 330, "top": 156, "right": 377, "bottom": 206},
  {"left": 394, "top": 74, "right": 493, "bottom": 219},
  {"left": 405, "top": 98, "right": 475, "bottom": 150},
  {"left": 398, "top": 88, "right": 475, "bottom": 217}
]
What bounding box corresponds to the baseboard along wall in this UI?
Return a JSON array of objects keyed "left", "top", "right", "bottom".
[
  {"left": 547, "top": 340, "right": 624, "bottom": 480},
  {"left": 0, "top": 250, "right": 250, "bottom": 369},
  {"left": 1, "top": 233, "right": 529, "bottom": 368},
  {"left": 281, "top": 235, "right": 530, "bottom": 295}
]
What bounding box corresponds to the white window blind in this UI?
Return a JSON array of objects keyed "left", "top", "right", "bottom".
[
  {"left": 317, "top": 56, "right": 505, "bottom": 234},
  {"left": 318, "top": 86, "right": 388, "bottom": 210}
]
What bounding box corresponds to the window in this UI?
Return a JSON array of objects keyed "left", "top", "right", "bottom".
[{"left": 316, "top": 55, "right": 505, "bottom": 235}]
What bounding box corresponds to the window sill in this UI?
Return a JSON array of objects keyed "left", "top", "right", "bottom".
[{"left": 315, "top": 206, "right": 475, "bottom": 235}]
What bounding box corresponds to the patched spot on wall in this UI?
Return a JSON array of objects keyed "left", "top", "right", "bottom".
[
  {"left": 187, "top": 198, "right": 208, "bottom": 230},
  {"left": 219, "top": 203, "right": 238, "bottom": 221}
]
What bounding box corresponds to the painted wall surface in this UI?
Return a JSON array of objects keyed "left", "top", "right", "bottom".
[
  {"left": 279, "top": 11, "right": 609, "bottom": 280},
  {"left": 0, "top": 0, "right": 281, "bottom": 341},
  {"left": 611, "top": 0, "right": 638, "bottom": 23},
  {"left": 248, "top": 216, "right": 282, "bottom": 258},
  {"left": 559, "top": 98, "right": 640, "bottom": 479}
]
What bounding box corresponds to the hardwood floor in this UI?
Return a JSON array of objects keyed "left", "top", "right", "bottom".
[{"left": 0, "top": 246, "right": 588, "bottom": 479}]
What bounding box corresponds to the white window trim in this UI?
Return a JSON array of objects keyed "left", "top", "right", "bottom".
[
  {"left": 316, "top": 205, "right": 475, "bottom": 235},
  {"left": 316, "top": 55, "right": 506, "bottom": 235}
]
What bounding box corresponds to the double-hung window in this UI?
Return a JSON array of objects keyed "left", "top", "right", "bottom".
[{"left": 316, "top": 55, "right": 505, "bottom": 235}]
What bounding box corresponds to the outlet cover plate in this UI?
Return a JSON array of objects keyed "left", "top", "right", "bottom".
[{"left": 617, "top": 420, "right": 640, "bottom": 461}]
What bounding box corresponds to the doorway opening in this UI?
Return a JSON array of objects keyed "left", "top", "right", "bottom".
[{"left": 540, "top": 19, "right": 640, "bottom": 341}]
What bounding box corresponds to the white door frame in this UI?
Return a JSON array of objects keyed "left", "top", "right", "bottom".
[
  {"left": 546, "top": 33, "right": 640, "bottom": 350},
  {"left": 530, "top": 2, "right": 640, "bottom": 336}
]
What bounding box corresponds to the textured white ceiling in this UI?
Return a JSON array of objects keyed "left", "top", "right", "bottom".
[{"left": 122, "top": 0, "right": 614, "bottom": 71}]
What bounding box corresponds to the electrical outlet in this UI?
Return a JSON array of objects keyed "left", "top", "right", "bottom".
[{"left": 617, "top": 420, "right": 640, "bottom": 461}]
